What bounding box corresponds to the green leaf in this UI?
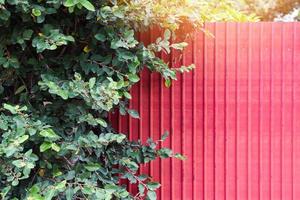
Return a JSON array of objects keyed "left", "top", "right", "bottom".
[
  {"left": 0, "top": 84, "right": 4, "bottom": 94},
  {"left": 158, "top": 148, "right": 173, "bottom": 158},
  {"left": 11, "top": 180, "right": 19, "bottom": 186},
  {"left": 174, "top": 153, "right": 186, "bottom": 160},
  {"left": 45, "top": 188, "right": 55, "bottom": 200},
  {"left": 66, "top": 187, "right": 74, "bottom": 200},
  {"left": 18, "top": 135, "right": 29, "bottom": 144},
  {"left": 123, "top": 91, "right": 132, "bottom": 99},
  {"left": 147, "top": 182, "right": 161, "bottom": 191},
  {"left": 32, "top": 8, "right": 42, "bottom": 17},
  {"left": 147, "top": 190, "right": 157, "bottom": 200},
  {"left": 1, "top": 186, "right": 11, "bottom": 199},
  {"left": 127, "top": 74, "right": 140, "bottom": 83},
  {"left": 82, "top": 186, "right": 94, "bottom": 194},
  {"left": 51, "top": 143, "right": 60, "bottom": 152},
  {"left": 39, "top": 129, "right": 60, "bottom": 140},
  {"left": 161, "top": 131, "right": 169, "bottom": 141},
  {"left": 23, "top": 29, "right": 34, "bottom": 40},
  {"left": 64, "top": 0, "right": 76, "bottom": 7},
  {"left": 79, "top": 0, "right": 95, "bottom": 11},
  {"left": 89, "top": 77, "right": 96, "bottom": 89},
  {"left": 40, "top": 142, "right": 52, "bottom": 152},
  {"left": 84, "top": 163, "right": 101, "bottom": 171},
  {"left": 55, "top": 180, "right": 66, "bottom": 190},
  {"left": 12, "top": 160, "right": 26, "bottom": 168},
  {"left": 94, "top": 33, "right": 106, "bottom": 42},
  {"left": 127, "top": 109, "right": 139, "bottom": 119},
  {"left": 3, "top": 103, "right": 17, "bottom": 114},
  {"left": 164, "top": 29, "right": 171, "bottom": 40},
  {"left": 138, "top": 184, "right": 145, "bottom": 196},
  {"left": 15, "top": 85, "right": 26, "bottom": 95},
  {"left": 96, "top": 118, "right": 107, "bottom": 127},
  {"left": 164, "top": 78, "right": 171, "bottom": 88},
  {"left": 104, "top": 184, "right": 118, "bottom": 193},
  {"left": 171, "top": 42, "right": 188, "bottom": 50}
]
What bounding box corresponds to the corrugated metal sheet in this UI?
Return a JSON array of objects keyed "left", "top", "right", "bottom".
[{"left": 110, "top": 22, "right": 300, "bottom": 199}]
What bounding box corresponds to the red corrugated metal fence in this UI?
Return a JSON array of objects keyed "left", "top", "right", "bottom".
[{"left": 110, "top": 22, "right": 300, "bottom": 200}]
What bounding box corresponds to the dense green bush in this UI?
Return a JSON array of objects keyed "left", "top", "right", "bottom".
[{"left": 0, "top": 0, "right": 257, "bottom": 199}]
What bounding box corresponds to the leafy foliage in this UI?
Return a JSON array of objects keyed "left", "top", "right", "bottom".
[
  {"left": 241, "top": 0, "right": 300, "bottom": 20},
  {"left": 0, "top": 0, "right": 256, "bottom": 199}
]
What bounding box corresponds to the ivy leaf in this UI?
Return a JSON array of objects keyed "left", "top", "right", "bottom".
[{"left": 79, "top": 0, "right": 95, "bottom": 11}]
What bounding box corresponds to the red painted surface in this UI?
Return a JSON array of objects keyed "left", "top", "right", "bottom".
[{"left": 110, "top": 22, "right": 300, "bottom": 199}]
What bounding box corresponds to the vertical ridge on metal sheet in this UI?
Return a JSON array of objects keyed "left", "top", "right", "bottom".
[
  {"left": 282, "top": 23, "right": 293, "bottom": 200},
  {"left": 180, "top": 36, "right": 185, "bottom": 200},
  {"left": 247, "top": 23, "right": 251, "bottom": 200},
  {"left": 193, "top": 30, "right": 205, "bottom": 200},
  {"left": 236, "top": 22, "right": 249, "bottom": 200},
  {"left": 160, "top": 31, "right": 172, "bottom": 200},
  {"left": 280, "top": 23, "right": 284, "bottom": 200},
  {"left": 293, "top": 23, "right": 300, "bottom": 199},
  {"left": 270, "top": 22, "right": 283, "bottom": 200},
  {"left": 259, "top": 22, "right": 271, "bottom": 200},
  {"left": 111, "top": 22, "right": 300, "bottom": 200},
  {"left": 248, "top": 22, "right": 261, "bottom": 200},
  {"left": 215, "top": 22, "right": 226, "bottom": 200},
  {"left": 225, "top": 22, "right": 237, "bottom": 200},
  {"left": 170, "top": 34, "right": 175, "bottom": 200},
  {"left": 204, "top": 23, "right": 215, "bottom": 200},
  {"left": 171, "top": 31, "right": 183, "bottom": 200},
  {"left": 182, "top": 32, "right": 194, "bottom": 199},
  {"left": 291, "top": 23, "right": 295, "bottom": 200}
]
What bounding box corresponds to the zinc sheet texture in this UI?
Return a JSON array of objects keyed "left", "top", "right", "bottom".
[{"left": 109, "top": 22, "right": 300, "bottom": 199}]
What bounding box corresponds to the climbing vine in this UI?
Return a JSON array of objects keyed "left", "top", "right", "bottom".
[{"left": 0, "top": 0, "right": 257, "bottom": 199}]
